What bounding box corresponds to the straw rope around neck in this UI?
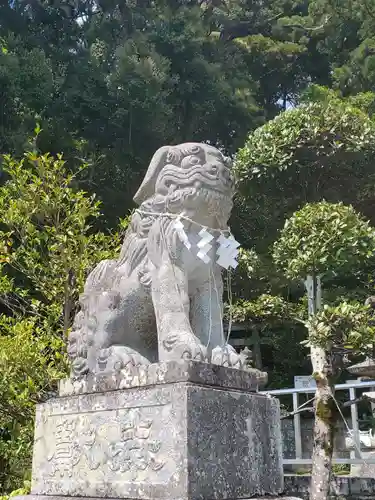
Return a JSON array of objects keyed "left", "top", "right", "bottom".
[{"left": 135, "top": 208, "right": 232, "bottom": 234}]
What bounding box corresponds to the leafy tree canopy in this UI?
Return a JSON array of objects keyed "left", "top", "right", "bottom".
[
  {"left": 273, "top": 201, "right": 375, "bottom": 280},
  {"left": 234, "top": 88, "right": 375, "bottom": 251},
  {"left": 304, "top": 301, "right": 375, "bottom": 353}
]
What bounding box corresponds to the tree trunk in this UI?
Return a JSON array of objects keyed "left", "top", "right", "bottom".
[
  {"left": 310, "top": 346, "right": 335, "bottom": 500},
  {"left": 305, "top": 274, "right": 336, "bottom": 500},
  {"left": 252, "top": 327, "right": 263, "bottom": 369}
]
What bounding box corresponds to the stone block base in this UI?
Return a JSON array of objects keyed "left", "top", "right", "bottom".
[
  {"left": 30, "top": 361, "right": 283, "bottom": 500},
  {"left": 16, "top": 496, "right": 302, "bottom": 500}
]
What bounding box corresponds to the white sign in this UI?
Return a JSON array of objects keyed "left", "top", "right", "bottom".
[{"left": 294, "top": 375, "right": 316, "bottom": 389}]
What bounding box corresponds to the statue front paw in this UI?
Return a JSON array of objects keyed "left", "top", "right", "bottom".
[
  {"left": 178, "top": 343, "right": 208, "bottom": 362},
  {"left": 211, "top": 345, "right": 268, "bottom": 386},
  {"left": 161, "top": 331, "right": 208, "bottom": 363},
  {"left": 211, "top": 344, "right": 246, "bottom": 370},
  {"left": 160, "top": 337, "right": 208, "bottom": 363}
]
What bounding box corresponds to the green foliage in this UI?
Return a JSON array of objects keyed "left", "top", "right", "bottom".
[
  {"left": 0, "top": 315, "right": 67, "bottom": 492},
  {"left": 233, "top": 96, "right": 375, "bottom": 253},
  {"left": 303, "top": 301, "right": 375, "bottom": 352},
  {"left": 332, "top": 463, "right": 350, "bottom": 475},
  {"left": 273, "top": 201, "right": 375, "bottom": 280},
  {"left": 306, "top": 0, "right": 375, "bottom": 94},
  {"left": 235, "top": 98, "right": 375, "bottom": 182},
  {"left": 0, "top": 147, "right": 126, "bottom": 493},
  {"left": 0, "top": 148, "right": 124, "bottom": 310},
  {"left": 0, "top": 37, "right": 53, "bottom": 154},
  {"left": 301, "top": 84, "right": 375, "bottom": 115},
  {"left": 228, "top": 294, "right": 309, "bottom": 387},
  {"left": 0, "top": 482, "right": 31, "bottom": 500},
  {"left": 0, "top": 318, "right": 67, "bottom": 420},
  {"left": 237, "top": 248, "right": 260, "bottom": 276},
  {"left": 0, "top": 0, "right": 278, "bottom": 224},
  {"left": 230, "top": 293, "right": 302, "bottom": 324},
  {"left": 272, "top": 199, "right": 375, "bottom": 357},
  {"left": 233, "top": 33, "right": 309, "bottom": 114},
  {"left": 0, "top": 320, "right": 65, "bottom": 491}
]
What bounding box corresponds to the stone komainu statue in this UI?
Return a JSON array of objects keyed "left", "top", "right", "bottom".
[{"left": 68, "top": 142, "right": 248, "bottom": 378}]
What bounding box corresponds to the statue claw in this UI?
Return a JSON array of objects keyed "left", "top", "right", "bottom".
[
  {"left": 163, "top": 342, "right": 208, "bottom": 363},
  {"left": 96, "top": 346, "right": 150, "bottom": 373},
  {"left": 211, "top": 345, "right": 268, "bottom": 387}
]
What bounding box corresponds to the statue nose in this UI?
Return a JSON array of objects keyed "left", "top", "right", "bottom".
[{"left": 209, "top": 162, "right": 227, "bottom": 174}]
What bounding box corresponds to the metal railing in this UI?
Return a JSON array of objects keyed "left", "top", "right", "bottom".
[{"left": 260, "top": 380, "right": 375, "bottom": 466}]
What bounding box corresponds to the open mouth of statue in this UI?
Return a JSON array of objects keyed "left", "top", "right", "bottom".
[{"left": 165, "top": 187, "right": 233, "bottom": 222}]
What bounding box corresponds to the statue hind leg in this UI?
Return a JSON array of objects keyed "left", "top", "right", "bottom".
[{"left": 86, "top": 282, "right": 158, "bottom": 374}]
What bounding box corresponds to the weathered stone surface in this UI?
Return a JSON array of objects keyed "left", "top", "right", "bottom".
[
  {"left": 67, "top": 142, "right": 263, "bottom": 379},
  {"left": 186, "top": 386, "right": 283, "bottom": 500},
  {"left": 31, "top": 380, "right": 283, "bottom": 500},
  {"left": 58, "top": 360, "right": 263, "bottom": 396},
  {"left": 16, "top": 496, "right": 302, "bottom": 500}
]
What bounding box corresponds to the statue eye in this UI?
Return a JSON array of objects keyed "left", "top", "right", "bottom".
[
  {"left": 189, "top": 156, "right": 200, "bottom": 165},
  {"left": 181, "top": 155, "right": 201, "bottom": 168}
]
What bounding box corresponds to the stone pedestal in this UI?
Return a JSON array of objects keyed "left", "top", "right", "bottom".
[{"left": 25, "top": 361, "right": 284, "bottom": 500}]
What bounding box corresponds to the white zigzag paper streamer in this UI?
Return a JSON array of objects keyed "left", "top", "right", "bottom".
[
  {"left": 173, "top": 217, "right": 240, "bottom": 268},
  {"left": 197, "top": 228, "right": 214, "bottom": 263},
  {"left": 217, "top": 234, "right": 240, "bottom": 269},
  {"left": 174, "top": 218, "right": 191, "bottom": 249}
]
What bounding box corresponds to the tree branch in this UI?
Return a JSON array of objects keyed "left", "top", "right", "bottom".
[
  {"left": 265, "top": 12, "right": 284, "bottom": 24},
  {"left": 281, "top": 407, "right": 314, "bottom": 419},
  {"left": 282, "top": 15, "right": 332, "bottom": 33},
  {"left": 342, "top": 394, "right": 375, "bottom": 408},
  {"left": 219, "top": 13, "right": 283, "bottom": 41}
]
